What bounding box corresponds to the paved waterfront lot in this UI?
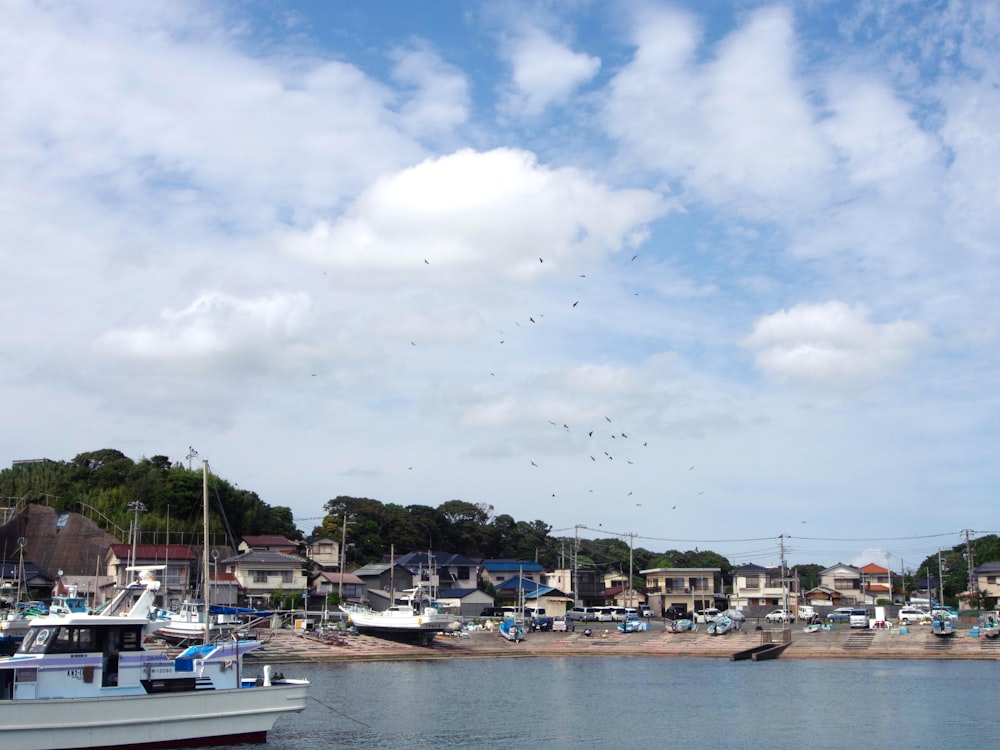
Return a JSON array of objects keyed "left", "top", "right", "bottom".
[{"left": 243, "top": 622, "right": 1000, "bottom": 663}]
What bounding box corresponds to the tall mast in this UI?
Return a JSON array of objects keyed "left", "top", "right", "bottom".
[{"left": 203, "top": 460, "right": 210, "bottom": 646}]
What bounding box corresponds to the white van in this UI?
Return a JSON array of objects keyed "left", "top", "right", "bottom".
[
  {"left": 694, "top": 608, "right": 720, "bottom": 624},
  {"left": 595, "top": 607, "right": 615, "bottom": 622},
  {"left": 849, "top": 608, "right": 870, "bottom": 628},
  {"left": 568, "top": 606, "right": 599, "bottom": 622}
]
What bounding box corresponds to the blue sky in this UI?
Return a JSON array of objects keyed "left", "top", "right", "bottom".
[{"left": 2, "top": 1, "right": 998, "bottom": 569}]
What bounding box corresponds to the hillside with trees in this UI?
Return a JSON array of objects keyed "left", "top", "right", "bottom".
[{"left": 0, "top": 449, "right": 298, "bottom": 550}]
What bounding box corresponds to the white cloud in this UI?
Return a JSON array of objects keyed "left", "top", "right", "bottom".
[
  {"left": 279, "top": 147, "right": 666, "bottom": 284},
  {"left": 500, "top": 25, "right": 601, "bottom": 116},
  {"left": 605, "top": 5, "right": 830, "bottom": 216},
  {"left": 743, "top": 301, "right": 928, "bottom": 388},
  {"left": 390, "top": 41, "right": 470, "bottom": 137},
  {"left": 96, "top": 290, "right": 314, "bottom": 370},
  {"left": 0, "top": 1, "right": 424, "bottom": 235}
]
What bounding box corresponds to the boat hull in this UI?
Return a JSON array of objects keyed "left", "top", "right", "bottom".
[
  {"left": 0, "top": 681, "right": 308, "bottom": 750},
  {"left": 343, "top": 604, "right": 456, "bottom": 646}
]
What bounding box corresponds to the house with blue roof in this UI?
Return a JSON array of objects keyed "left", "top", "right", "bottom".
[
  {"left": 481, "top": 559, "right": 544, "bottom": 589},
  {"left": 492, "top": 575, "right": 573, "bottom": 617}
]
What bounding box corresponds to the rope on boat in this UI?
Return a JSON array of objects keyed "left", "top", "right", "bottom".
[{"left": 308, "top": 695, "right": 372, "bottom": 728}]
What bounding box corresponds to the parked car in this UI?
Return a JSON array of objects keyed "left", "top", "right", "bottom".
[
  {"left": 567, "top": 606, "right": 599, "bottom": 622},
  {"left": 610, "top": 607, "right": 629, "bottom": 621},
  {"left": 694, "top": 608, "right": 721, "bottom": 623},
  {"left": 596, "top": 607, "right": 616, "bottom": 622},
  {"left": 849, "top": 608, "right": 871, "bottom": 628},
  {"left": 764, "top": 609, "right": 795, "bottom": 623},
  {"left": 827, "top": 607, "right": 854, "bottom": 623},
  {"left": 797, "top": 606, "right": 816, "bottom": 621},
  {"left": 551, "top": 616, "right": 574, "bottom": 632},
  {"left": 639, "top": 606, "right": 655, "bottom": 618},
  {"left": 664, "top": 606, "right": 688, "bottom": 620},
  {"left": 530, "top": 616, "right": 554, "bottom": 631},
  {"left": 897, "top": 607, "right": 930, "bottom": 624}
]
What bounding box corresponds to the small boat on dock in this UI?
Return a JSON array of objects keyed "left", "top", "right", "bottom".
[
  {"left": 707, "top": 615, "right": 733, "bottom": 636},
  {"left": 931, "top": 614, "right": 955, "bottom": 637},
  {"left": 751, "top": 642, "right": 790, "bottom": 661},
  {"left": 499, "top": 617, "right": 526, "bottom": 642}
]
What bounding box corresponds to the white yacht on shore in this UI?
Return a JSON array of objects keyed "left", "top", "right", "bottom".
[{"left": 341, "top": 584, "right": 458, "bottom": 645}]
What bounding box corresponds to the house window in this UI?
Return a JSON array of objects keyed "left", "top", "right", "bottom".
[
  {"left": 281, "top": 571, "right": 294, "bottom": 583},
  {"left": 744, "top": 576, "right": 759, "bottom": 589},
  {"left": 252, "top": 570, "right": 268, "bottom": 583},
  {"left": 987, "top": 576, "right": 997, "bottom": 585}
]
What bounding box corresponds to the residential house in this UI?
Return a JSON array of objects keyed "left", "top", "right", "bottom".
[
  {"left": 436, "top": 588, "right": 494, "bottom": 618},
  {"left": 311, "top": 570, "right": 365, "bottom": 604},
  {"left": 238, "top": 535, "right": 299, "bottom": 555},
  {"left": 221, "top": 548, "right": 307, "bottom": 608},
  {"left": 802, "top": 585, "right": 845, "bottom": 607},
  {"left": 602, "top": 569, "right": 643, "bottom": 609},
  {"left": 972, "top": 561, "right": 1000, "bottom": 601},
  {"left": 352, "top": 562, "right": 418, "bottom": 610},
  {"left": 395, "top": 551, "right": 480, "bottom": 591},
  {"left": 307, "top": 536, "right": 340, "bottom": 570},
  {"left": 731, "top": 563, "right": 801, "bottom": 611},
  {"left": 817, "top": 563, "right": 861, "bottom": 605},
  {"left": 859, "top": 562, "right": 897, "bottom": 604},
  {"left": 641, "top": 567, "right": 725, "bottom": 617},
  {"left": 542, "top": 567, "right": 603, "bottom": 606},
  {"left": 0, "top": 559, "right": 53, "bottom": 603},
  {"left": 493, "top": 575, "right": 573, "bottom": 617},
  {"left": 207, "top": 570, "right": 241, "bottom": 608},
  {"left": 104, "top": 543, "right": 197, "bottom": 609},
  {"left": 481, "top": 560, "right": 543, "bottom": 588}
]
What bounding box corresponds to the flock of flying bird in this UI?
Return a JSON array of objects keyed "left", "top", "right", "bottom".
[{"left": 406, "top": 251, "right": 705, "bottom": 519}]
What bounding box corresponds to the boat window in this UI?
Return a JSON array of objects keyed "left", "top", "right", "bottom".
[
  {"left": 50, "top": 626, "right": 97, "bottom": 653},
  {"left": 121, "top": 626, "right": 142, "bottom": 651},
  {"left": 25, "top": 627, "right": 53, "bottom": 653},
  {"left": 14, "top": 668, "right": 37, "bottom": 683}
]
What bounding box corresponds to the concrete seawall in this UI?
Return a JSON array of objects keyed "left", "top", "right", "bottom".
[{"left": 244, "top": 624, "right": 1000, "bottom": 664}]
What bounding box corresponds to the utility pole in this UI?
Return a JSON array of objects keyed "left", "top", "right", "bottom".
[
  {"left": 337, "top": 512, "right": 352, "bottom": 603},
  {"left": 886, "top": 553, "right": 892, "bottom": 604},
  {"left": 572, "top": 524, "right": 582, "bottom": 607},
  {"left": 628, "top": 531, "right": 634, "bottom": 610},
  {"left": 963, "top": 529, "right": 976, "bottom": 595},
  {"left": 938, "top": 549, "right": 945, "bottom": 606},
  {"left": 780, "top": 535, "right": 789, "bottom": 623}
]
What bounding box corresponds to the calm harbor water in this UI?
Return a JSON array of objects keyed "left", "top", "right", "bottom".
[{"left": 238, "top": 657, "right": 998, "bottom": 749}]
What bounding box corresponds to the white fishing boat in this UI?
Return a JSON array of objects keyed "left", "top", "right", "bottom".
[
  {"left": 341, "top": 584, "right": 456, "bottom": 645},
  {"left": 151, "top": 600, "right": 239, "bottom": 646},
  {"left": 0, "top": 459, "right": 309, "bottom": 750}
]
